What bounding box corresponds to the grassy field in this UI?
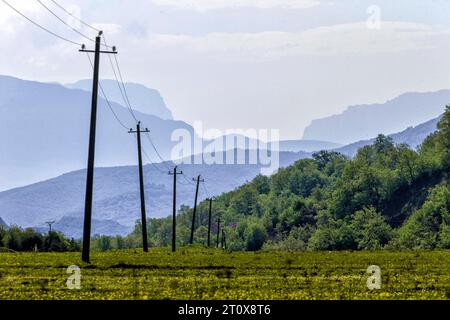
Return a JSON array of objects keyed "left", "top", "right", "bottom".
[{"left": 0, "top": 248, "right": 449, "bottom": 300}]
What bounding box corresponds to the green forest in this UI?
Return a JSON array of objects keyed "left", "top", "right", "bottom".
[
  {"left": 134, "top": 105, "right": 450, "bottom": 252},
  {"left": 1, "top": 106, "right": 449, "bottom": 253}
]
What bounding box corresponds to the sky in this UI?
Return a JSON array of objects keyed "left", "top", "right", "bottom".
[{"left": 2, "top": 0, "right": 450, "bottom": 139}]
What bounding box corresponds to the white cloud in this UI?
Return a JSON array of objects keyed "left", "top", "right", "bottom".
[
  {"left": 151, "top": 0, "right": 320, "bottom": 11},
  {"left": 149, "top": 22, "right": 450, "bottom": 61}
]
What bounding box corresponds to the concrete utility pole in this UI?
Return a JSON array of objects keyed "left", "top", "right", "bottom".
[
  {"left": 80, "top": 32, "right": 117, "bottom": 263},
  {"left": 169, "top": 166, "right": 183, "bottom": 252},
  {"left": 129, "top": 122, "right": 151, "bottom": 252},
  {"left": 190, "top": 175, "right": 204, "bottom": 244}
]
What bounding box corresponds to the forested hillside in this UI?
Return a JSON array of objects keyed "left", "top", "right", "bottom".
[{"left": 126, "top": 106, "right": 450, "bottom": 252}]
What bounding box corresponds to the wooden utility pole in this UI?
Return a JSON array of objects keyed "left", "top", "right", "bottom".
[
  {"left": 216, "top": 216, "right": 221, "bottom": 248},
  {"left": 169, "top": 166, "right": 183, "bottom": 252},
  {"left": 45, "top": 221, "right": 55, "bottom": 234},
  {"left": 80, "top": 32, "right": 117, "bottom": 263},
  {"left": 207, "top": 197, "right": 215, "bottom": 247},
  {"left": 129, "top": 122, "right": 150, "bottom": 252},
  {"left": 190, "top": 175, "right": 204, "bottom": 244}
]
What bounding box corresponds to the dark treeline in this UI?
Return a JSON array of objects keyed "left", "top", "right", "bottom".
[{"left": 0, "top": 226, "right": 79, "bottom": 252}]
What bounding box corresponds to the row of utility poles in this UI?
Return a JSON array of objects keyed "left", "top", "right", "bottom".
[{"left": 80, "top": 33, "right": 225, "bottom": 263}]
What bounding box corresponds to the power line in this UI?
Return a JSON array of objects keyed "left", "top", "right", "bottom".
[
  {"left": 1, "top": 0, "right": 82, "bottom": 46},
  {"left": 49, "top": 0, "right": 100, "bottom": 32},
  {"left": 202, "top": 182, "right": 211, "bottom": 198},
  {"left": 141, "top": 147, "right": 168, "bottom": 174},
  {"left": 86, "top": 53, "right": 129, "bottom": 130},
  {"left": 113, "top": 54, "right": 137, "bottom": 119},
  {"left": 179, "top": 168, "right": 196, "bottom": 186},
  {"left": 36, "top": 0, "right": 96, "bottom": 44},
  {"left": 102, "top": 36, "right": 139, "bottom": 123},
  {"left": 144, "top": 132, "right": 172, "bottom": 170}
]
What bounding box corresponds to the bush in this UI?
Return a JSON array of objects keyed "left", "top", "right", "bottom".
[{"left": 244, "top": 222, "right": 268, "bottom": 251}]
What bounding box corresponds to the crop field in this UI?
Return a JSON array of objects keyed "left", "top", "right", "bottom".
[{"left": 0, "top": 248, "right": 449, "bottom": 300}]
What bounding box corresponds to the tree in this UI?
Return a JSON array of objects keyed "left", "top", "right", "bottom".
[
  {"left": 230, "top": 185, "right": 260, "bottom": 216},
  {"left": 244, "top": 221, "right": 267, "bottom": 251},
  {"left": 0, "top": 226, "right": 7, "bottom": 247},
  {"left": 436, "top": 105, "right": 450, "bottom": 167},
  {"left": 397, "top": 144, "right": 419, "bottom": 185},
  {"left": 374, "top": 134, "right": 395, "bottom": 155},
  {"left": 397, "top": 185, "right": 450, "bottom": 249},
  {"left": 313, "top": 150, "right": 347, "bottom": 174},
  {"left": 95, "top": 235, "right": 113, "bottom": 251},
  {"left": 307, "top": 211, "right": 357, "bottom": 251},
  {"left": 252, "top": 175, "right": 271, "bottom": 194},
  {"left": 351, "top": 207, "right": 393, "bottom": 250},
  {"left": 43, "top": 231, "right": 70, "bottom": 252},
  {"left": 21, "top": 228, "right": 44, "bottom": 251},
  {"left": 5, "top": 226, "right": 22, "bottom": 251}
]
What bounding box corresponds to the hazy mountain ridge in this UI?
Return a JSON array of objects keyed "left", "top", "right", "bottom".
[
  {"left": 336, "top": 116, "right": 441, "bottom": 157},
  {"left": 303, "top": 90, "right": 450, "bottom": 144},
  {"left": 0, "top": 75, "right": 336, "bottom": 191},
  {"left": 66, "top": 79, "right": 174, "bottom": 120},
  {"left": 0, "top": 75, "right": 196, "bottom": 191}
]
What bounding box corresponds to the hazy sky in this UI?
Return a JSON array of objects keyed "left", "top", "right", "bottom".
[{"left": 2, "top": 0, "right": 450, "bottom": 139}]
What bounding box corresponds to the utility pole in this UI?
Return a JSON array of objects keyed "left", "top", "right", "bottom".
[
  {"left": 45, "top": 221, "right": 55, "bottom": 252},
  {"left": 80, "top": 32, "right": 117, "bottom": 263},
  {"left": 190, "top": 175, "right": 204, "bottom": 244},
  {"left": 207, "top": 197, "right": 215, "bottom": 247},
  {"left": 169, "top": 166, "right": 183, "bottom": 252},
  {"left": 129, "top": 122, "right": 150, "bottom": 252},
  {"left": 216, "top": 216, "right": 221, "bottom": 248},
  {"left": 45, "top": 221, "right": 55, "bottom": 234}
]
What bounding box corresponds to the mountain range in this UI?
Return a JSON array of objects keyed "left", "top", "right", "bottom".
[
  {"left": 0, "top": 75, "right": 197, "bottom": 191},
  {"left": 303, "top": 90, "right": 449, "bottom": 144},
  {"left": 0, "top": 110, "right": 441, "bottom": 238},
  {"left": 0, "top": 75, "right": 447, "bottom": 237},
  {"left": 0, "top": 75, "right": 339, "bottom": 191}
]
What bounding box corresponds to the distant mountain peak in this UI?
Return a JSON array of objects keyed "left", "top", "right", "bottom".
[
  {"left": 303, "top": 89, "right": 450, "bottom": 144},
  {"left": 66, "top": 79, "right": 173, "bottom": 120}
]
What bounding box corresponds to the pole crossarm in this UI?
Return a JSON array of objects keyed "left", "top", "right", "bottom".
[
  {"left": 128, "top": 122, "right": 150, "bottom": 134},
  {"left": 79, "top": 49, "right": 118, "bottom": 54}
]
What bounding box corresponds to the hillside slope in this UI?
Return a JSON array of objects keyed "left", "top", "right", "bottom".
[{"left": 0, "top": 150, "right": 309, "bottom": 237}]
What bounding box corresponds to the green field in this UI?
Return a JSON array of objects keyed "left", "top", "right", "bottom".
[{"left": 0, "top": 249, "right": 449, "bottom": 300}]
